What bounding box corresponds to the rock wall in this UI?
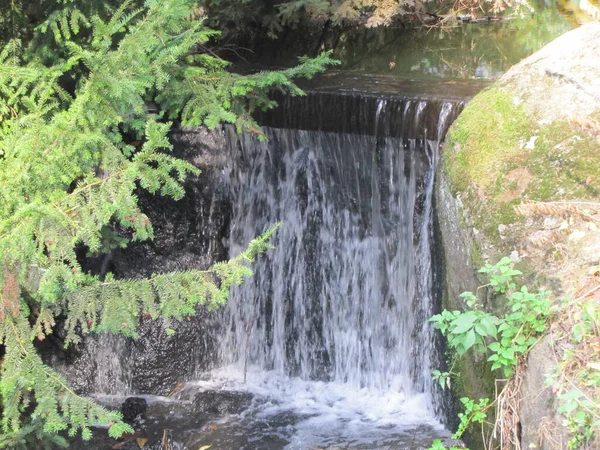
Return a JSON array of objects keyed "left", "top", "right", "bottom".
[
  {"left": 436, "top": 22, "right": 600, "bottom": 449},
  {"left": 53, "top": 127, "right": 233, "bottom": 396}
]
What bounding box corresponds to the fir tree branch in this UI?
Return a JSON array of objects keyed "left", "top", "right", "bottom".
[{"left": 0, "top": 0, "right": 333, "bottom": 442}]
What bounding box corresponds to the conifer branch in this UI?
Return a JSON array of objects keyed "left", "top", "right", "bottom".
[{"left": 0, "top": 0, "right": 332, "bottom": 443}]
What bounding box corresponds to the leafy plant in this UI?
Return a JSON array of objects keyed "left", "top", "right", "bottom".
[
  {"left": 430, "top": 257, "right": 551, "bottom": 377},
  {"left": 432, "top": 369, "right": 452, "bottom": 390},
  {"left": 428, "top": 439, "right": 463, "bottom": 450},
  {"left": 429, "top": 257, "right": 552, "bottom": 448},
  {"left": 454, "top": 397, "right": 490, "bottom": 440},
  {"left": 546, "top": 297, "right": 600, "bottom": 449}
]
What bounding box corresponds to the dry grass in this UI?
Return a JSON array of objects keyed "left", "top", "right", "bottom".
[
  {"left": 514, "top": 201, "right": 600, "bottom": 221},
  {"left": 537, "top": 416, "right": 565, "bottom": 449},
  {"left": 547, "top": 274, "right": 600, "bottom": 449},
  {"left": 491, "top": 368, "right": 523, "bottom": 450}
]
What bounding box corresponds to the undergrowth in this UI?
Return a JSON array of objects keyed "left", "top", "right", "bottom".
[
  {"left": 429, "top": 256, "right": 600, "bottom": 449},
  {"left": 545, "top": 269, "right": 600, "bottom": 449},
  {"left": 429, "top": 257, "right": 552, "bottom": 449}
]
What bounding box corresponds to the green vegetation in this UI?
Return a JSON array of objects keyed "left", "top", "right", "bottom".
[
  {"left": 546, "top": 281, "right": 600, "bottom": 449},
  {"left": 202, "top": 0, "right": 531, "bottom": 35},
  {"left": 0, "top": 0, "right": 335, "bottom": 446},
  {"left": 432, "top": 258, "right": 551, "bottom": 375},
  {"left": 429, "top": 257, "right": 552, "bottom": 449},
  {"left": 431, "top": 257, "right": 600, "bottom": 448},
  {"left": 438, "top": 10, "right": 600, "bottom": 440},
  {"left": 0, "top": 0, "right": 595, "bottom": 447},
  {"left": 1, "top": 0, "right": 533, "bottom": 45}
]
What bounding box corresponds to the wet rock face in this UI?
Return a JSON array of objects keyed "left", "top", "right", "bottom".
[
  {"left": 55, "top": 127, "right": 233, "bottom": 396},
  {"left": 121, "top": 397, "right": 148, "bottom": 422},
  {"left": 68, "top": 398, "right": 207, "bottom": 450},
  {"left": 68, "top": 390, "right": 256, "bottom": 450},
  {"left": 128, "top": 314, "right": 225, "bottom": 395},
  {"left": 110, "top": 126, "right": 232, "bottom": 278}
]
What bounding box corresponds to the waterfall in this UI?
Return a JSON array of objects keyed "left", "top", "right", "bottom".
[
  {"left": 224, "top": 129, "right": 427, "bottom": 388},
  {"left": 257, "top": 91, "right": 461, "bottom": 140},
  {"left": 202, "top": 97, "right": 460, "bottom": 446}
]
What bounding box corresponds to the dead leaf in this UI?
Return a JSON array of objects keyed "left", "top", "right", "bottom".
[
  {"left": 111, "top": 443, "right": 126, "bottom": 450},
  {"left": 388, "top": 62, "right": 396, "bottom": 69},
  {"left": 199, "top": 446, "right": 212, "bottom": 450},
  {"left": 121, "top": 432, "right": 143, "bottom": 441},
  {"left": 137, "top": 437, "right": 148, "bottom": 448}
]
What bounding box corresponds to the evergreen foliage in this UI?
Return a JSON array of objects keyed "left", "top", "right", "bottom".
[{"left": 0, "top": 0, "right": 334, "bottom": 445}]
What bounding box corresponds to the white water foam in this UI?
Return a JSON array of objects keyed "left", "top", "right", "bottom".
[{"left": 186, "top": 364, "right": 449, "bottom": 449}]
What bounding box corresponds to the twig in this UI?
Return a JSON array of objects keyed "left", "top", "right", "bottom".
[
  {"left": 161, "top": 429, "right": 170, "bottom": 450},
  {"left": 574, "top": 284, "right": 600, "bottom": 303},
  {"left": 167, "top": 382, "right": 183, "bottom": 398}
]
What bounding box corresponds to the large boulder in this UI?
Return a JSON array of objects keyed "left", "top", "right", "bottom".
[{"left": 437, "top": 22, "right": 600, "bottom": 449}]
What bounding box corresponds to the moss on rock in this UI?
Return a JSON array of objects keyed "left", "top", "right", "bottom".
[
  {"left": 445, "top": 87, "right": 530, "bottom": 193},
  {"left": 443, "top": 82, "right": 600, "bottom": 255}
]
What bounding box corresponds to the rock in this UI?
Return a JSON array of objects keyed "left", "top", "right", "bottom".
[
  {"left": 192, "top": 390, "right": 254, "bottom": 415},
  {"left": 439, "top": 22, "right": 600, "bottom": 450},
  {"left": 144, "top": 430, "right": 185, "bottom": 450},
  {"left": 111, "top": 441, "right": 140, "bottom": 450},
  {"left": 520, "top": 335, "right": 569, "bottom": 450},
  {"left": 441, "top": 438, "right": 466, "bottom": 448},
  {"left": 54, "top": 127, "right": 232, "bottom": 395},
  {"left": 121, "top": 397, "right": 148, "bottom": 423},
  {"left": 499, "top": 23, "right": 600, "bottom": 125}
]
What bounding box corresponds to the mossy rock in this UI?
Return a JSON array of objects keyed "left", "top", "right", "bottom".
[
  {"left": 437, "top": 22, "right": 600, "bottom": 449},
  {"left": 443, "top": 22, "right": 600, "bottom": 263}
]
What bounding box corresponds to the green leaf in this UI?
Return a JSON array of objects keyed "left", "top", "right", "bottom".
[
  {"left": 463, "top": 328, "right": 476, "bottom": 351},
  {"left": 488, "top": 341, "right": 501, "bottom": 352},
  {"left": 479, "top": 316, "right": 498, "bottom": 339},
  {"left": 450, "top": 313, "right": 478, "bottom": 334}
]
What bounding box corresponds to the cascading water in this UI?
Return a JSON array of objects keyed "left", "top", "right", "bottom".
[
  {"left": 188, "top": 97, "right": 462, "bottom": 448},
  {"left": 224, "top": 129, "right": 427, "bottom": 388}
]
